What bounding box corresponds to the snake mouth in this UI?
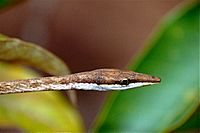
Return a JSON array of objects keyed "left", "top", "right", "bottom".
[
  {"left": 99, "top": 82, "right": 159, "bottom": 91},
  {"left": 68, "top": 81, "right": 159, "bottom": 91}
]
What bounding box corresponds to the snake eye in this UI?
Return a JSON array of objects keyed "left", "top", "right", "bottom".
[{"left": 120, "top": 79, "right": 130, "bottom": 85}]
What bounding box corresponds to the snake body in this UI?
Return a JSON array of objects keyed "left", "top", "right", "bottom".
[{"left": 0, "top": 69, "right": 160, "bottom": 94}]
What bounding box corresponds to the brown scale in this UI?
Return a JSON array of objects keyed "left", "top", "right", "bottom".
[{"left": 0, "top": 69, "right": 160, "bottom": 94}]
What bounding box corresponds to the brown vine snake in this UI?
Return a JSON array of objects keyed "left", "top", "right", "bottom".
[{"left": 0, "top": 69, "right": 160, "bottom": 95}]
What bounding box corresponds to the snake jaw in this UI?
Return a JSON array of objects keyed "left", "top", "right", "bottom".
[
  {"left": 67, "top": 81, "right": 158, "bottom": 91},
  {"left": 99, "top": 82, "right": 158, "bottom": 90}
]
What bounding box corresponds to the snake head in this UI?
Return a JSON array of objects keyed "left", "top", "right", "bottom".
[
  {"left": 97, "top": 69, "right": 160, "bottom": 90},
  {"left": 92, "top": 69, "right": 160, "bottom": 84},
  {"left": 72, "top": 69, "right": 161, "bottom": 91}
]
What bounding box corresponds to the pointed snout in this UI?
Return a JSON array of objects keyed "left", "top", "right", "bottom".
[{"left": 132, "top": 73, "right": 161, "bottom": 83}]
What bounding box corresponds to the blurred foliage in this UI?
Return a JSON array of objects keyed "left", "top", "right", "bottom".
[
  {"left": 93, "top": 1, "right": 199, "bottom": 132},
  {"left": 0, "top": 35, "right": 84, "bottom": 131},
  {"left": 0, "top": 0, "right": 25, "bottom": 11},
  {"left": 0, "top": 34, "right": 69, "bottom": 75},
  {"left": 175, "top": 107, "right": 199, "bottom": 132},
  {"left": 0, "top": 64, "right": 84, "bottom": 131},
  {"left": 0, "top": 86, "right": 84, "bottom": 132},
  {"left": 0, "top": 62, "right": 39, "bottom": 81}
]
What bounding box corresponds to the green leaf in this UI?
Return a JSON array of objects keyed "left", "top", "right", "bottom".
[
  {"left": 93, "top": 1, "right": 199, "bottom": 132},
  {"left": 0, "top": 34, "right": 77, "bottom": 104},
  {"left": 174, "top": 107, "right": 200, "bottom": 132},
  {"left": 0, "top": 62, "right": 39, "bottom": 80},
  {"left": 0, "top": 92, "right": 84, "bottom": 132},
  {"left": 0, "top": 34, "right": 69, "bottom": 75},
  {"left": 0, "top": 35, "right": 84, "bottom": 131}
]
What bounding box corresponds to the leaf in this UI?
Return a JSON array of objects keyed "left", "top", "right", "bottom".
[
  {"left": 0, "top": 34, "right": 69, "bottom": 75},
  {"left": 0, "top": 35, "right": 84, "bottom": 131},
  {"left": 174, "top": 107, "right": 200, "bottom": 132},
  {"left": 0, "top": 34, "right": 77, "bottom": 104},
  {"left": 93, "top": 1, "right": 199, "bottom": 132},
  {"left": 0, "top": 62, "right": 39, "bottom": 81},
  {"left": 0, "top": 90, "right": 84, "bottom": 132}
]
